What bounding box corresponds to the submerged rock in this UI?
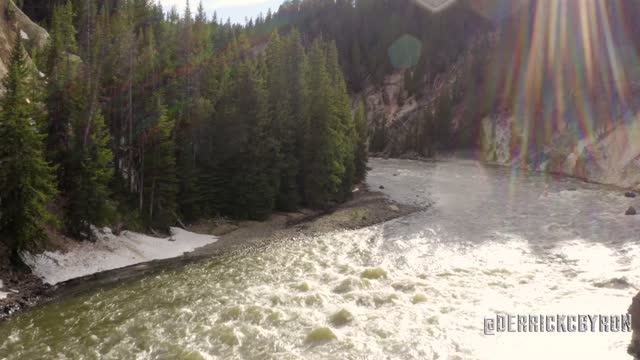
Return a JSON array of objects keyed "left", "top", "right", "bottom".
[
  {"left": 333, "top": 278, "right": 368, "bottom": 294},
  {"left": 412, "top": 294, "right": 428, "bottom": 304},
  {"left": 626, "top": 207, "right": 637, "bottom": 216},
  {"left": 294, "top": 282, "right": 311, "bottom": 292},
  {"left": 361, "top": 268, "right": 388, "bottom": 279},
  {"left": 330, "top": 309, "right": 354, "bottom": 326},
  {"left": 594, "top": 277, "right": 633, "bottom": 290},
  {"left": 305, "top": 327, "right": 336, "bottom": 344},
  {"left": 373, "top": 294, "right": 399, "bottom": 307},
  {"left": 625, "top": 192, "right": 637, "bottom": 198}
]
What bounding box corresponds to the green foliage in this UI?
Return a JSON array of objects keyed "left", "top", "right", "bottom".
[
  {"left": 0, "top": 37, "right": 57, "bottom": 250},
  {"left": 67, "top": 105, "right": 115, "bottom": 240},
  {"left": 5, "top": 0, "right": 370, "bottom": 250},
  {"left": 141, "top": 98, "right": 178, "bottom": 229},
  {"left": 45, "top": 0, "right": 78, "bottom": 188},
  {"left": 303, "top": 38, "right": 345, "bottom": 208}
]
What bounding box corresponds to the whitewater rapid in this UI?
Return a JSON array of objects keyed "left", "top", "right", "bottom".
[{"left": 0, "top": 158, "right": 638, "bottom": 359}]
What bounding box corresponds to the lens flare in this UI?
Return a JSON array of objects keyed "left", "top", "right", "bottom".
[
  {"left": 388, "top": 34, "right": 423, "bottom": 70},
  {"left": 413, "top": 0, "right": 457, "bottom": 13},
  {"left": 480, "top": 0, "right": 640, "bottom": 190}
]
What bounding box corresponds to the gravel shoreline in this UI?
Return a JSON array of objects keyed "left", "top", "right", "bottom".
[{"left": 0, "top": 188, "right": 422, "bottom": 321}]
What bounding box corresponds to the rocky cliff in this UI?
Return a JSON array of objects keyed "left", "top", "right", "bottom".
[
  {"left": 0, "top": 0, "right": 48, "bottom": 87},
  {"left": 362, "top": 3, "right": 640, "bottom": 191},
  {"left": 480, "top": 105, "right": 640, "bottom": 191}
]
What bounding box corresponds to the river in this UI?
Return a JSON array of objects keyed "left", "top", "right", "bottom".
[{"left": 1, "top": 158, "right": 639, "bottom": 359}]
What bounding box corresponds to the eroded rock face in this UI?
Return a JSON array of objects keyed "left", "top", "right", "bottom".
[
  {"left": 479, "top": 112, "right": 640, "bottom": 191},
  {"left": 629, "top": 292, "right": 640, "bottom": 358}
]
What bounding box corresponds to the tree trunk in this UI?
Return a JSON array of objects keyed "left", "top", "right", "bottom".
[{"left": 149, "top": 178, "right": 156, "bottom": 221}]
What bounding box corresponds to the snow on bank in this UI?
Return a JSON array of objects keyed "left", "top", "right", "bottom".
[{"left": 22, "top": 227, "right": 218, "bottom": 285}]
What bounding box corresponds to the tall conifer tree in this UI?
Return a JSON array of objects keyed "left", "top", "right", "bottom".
[{"left": 0, "top": 37, "right": 57, "bottom": 251}]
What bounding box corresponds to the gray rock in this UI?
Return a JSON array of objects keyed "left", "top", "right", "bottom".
[
  {"left": 626, "top": 207, "right": 637, "bottom": 216},
  {"left": 379, "top": 185, "right": 385, "bottom": 189},
  {"left": 625, "top": 192, "right": 637, "bottom": 198},
  {"left": 594, "top": 277, "right": 632, "bottom": 289}
]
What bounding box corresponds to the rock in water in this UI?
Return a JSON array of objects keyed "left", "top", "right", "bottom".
[
  {"left": 628, "top": 292, "right": 640, "bottom": 357},
  {"left": 329, "top": 309, "right": 354, "bottom": 327},
  {"left": 305, "top": 327, "right": 336, "bottom": 345},
  {"left": 626, "top": 207, "right": 637, "bottom": 216},
  {"left": 594, "top": 277, "right": 632, "bottom": 289},
  {"left": 625, "top": 192, "right": 637, "bottom": 198},
  {"left": 379, "top": 185, "right": 385, "bottom": 189}
]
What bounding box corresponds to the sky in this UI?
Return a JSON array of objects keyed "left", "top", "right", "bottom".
[{"left": 157, "top": 0, "right": 284, "bottom": 24}]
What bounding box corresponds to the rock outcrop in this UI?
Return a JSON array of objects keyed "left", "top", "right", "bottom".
[
  {"left": 0, "top": 0, "right": 48, "bottom": 88},
  {"left": 480, "top": 109, "right": 640, "bottom": 191}
]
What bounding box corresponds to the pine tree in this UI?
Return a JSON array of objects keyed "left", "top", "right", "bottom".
[
  {"left": 265, "top": 32, "right": 297, "bottom": 211},
  {"left": 326, "top": 40, "right": 356, "bottom": 201},
  {"left": 67, "top": 102, "right": 115, "bottom": 240},
  {"left": 283, "top": 30, "right": 308, "bottom": 204},
  {"left": 0, "top": 37, "right": 57, "bottom": 251},
  {"left": 229, "top": 61, "right": 279, "bottom": 219},
  {"left": 303, "top": 38, "right": 345, "bottom": 208},
  {"left": 142, "top": 97, "right": 178, "bottom": 228},
  {"left": 45, "top": 0, "right": 78, "bottom": 189}
]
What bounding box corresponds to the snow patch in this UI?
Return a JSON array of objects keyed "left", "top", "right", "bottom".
[
  {"left": 20, "top": 30, "right": 29, "bottom": 40},
  {"left": 22, "top": 227, "right": 218, "bottom": 285}
]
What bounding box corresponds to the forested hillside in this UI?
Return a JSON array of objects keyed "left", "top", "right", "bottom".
[
  {"left": 0, "top": 0, "right": 368, "bottom": 257},
  {"left": 8, "top": 0, "right": 640, "bottom": 257}
]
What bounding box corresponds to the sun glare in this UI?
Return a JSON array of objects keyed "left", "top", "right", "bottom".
[{"left": 477, "top": 0, "right": 640, "bottom": 195}]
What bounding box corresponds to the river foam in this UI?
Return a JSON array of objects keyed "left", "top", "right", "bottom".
[{"left": 0, "top": 158, "right": 638, "bottom": 359}]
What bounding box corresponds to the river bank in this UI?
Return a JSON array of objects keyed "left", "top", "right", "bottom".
[{"left": 0, "top": 187, "right": 421, "bottom": 321}]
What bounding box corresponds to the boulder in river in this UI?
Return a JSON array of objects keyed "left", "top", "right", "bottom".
[
  {"left": 628, "top": 292, "right": 640, "bottom": 357},
  {"left": 625, "top": 192, "right": 637, "bottom": 198},
  {"left": 626, "top": 207, "right": 637, "bottom": 216},
  {"left": 379, "top": 185, "right": 385, "bottom": 189},
  {"left": 305, "top": 327, "right": 336, "bottom": 345}
]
